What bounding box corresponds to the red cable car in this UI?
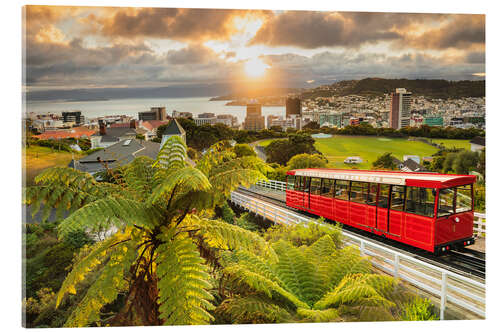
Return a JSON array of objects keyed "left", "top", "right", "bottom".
[{"left": 285, "top": 168, "right": 477, "bottom": 254}]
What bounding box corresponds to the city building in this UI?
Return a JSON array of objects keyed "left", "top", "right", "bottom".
[
  {"left": 171, "top": 110, "right": 193, "bottom": 118},
  {"left": 62, "top": 111, "right": 84, "bottom": 125},
  {"left": 267, "top": 116, "right": 296, "bottom": 131},
  {"left": 198, "top": 112, "right": 216, "bottom": 118},
  {"left": 423, "top": 116, "right": 444, "bottom": 126},
  {"left": 286, "top": 97, "right": 302, "bottom": 117},
  {"left": 319, "top": 113, "right": 342, "bottom": 128},
  {"left": 390, "top": 88, "right": 412, "bottom": 129},
  {"left": 243, "top": 103, "right": 265, "bottom": 131},
  {"left": 138, "top": 107, "right": 167, "bottom": 121}
]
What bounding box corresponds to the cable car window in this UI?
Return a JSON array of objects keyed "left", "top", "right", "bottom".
[
  {"left": 321, "top": 179, "right": 334, "bottom": 197},
  {"left": 367, "top": 183, "right": 378, "bottom": 206},
  {"left": 456, "top": 185, "right": 472, "bottom": 213},
  {"left": 405, "top": 187, "right": 435, "bottom": 217},
  {"left": 377, "top": 184, "right": 390, "bottom": 208},
  {"left": 438, "top": 188, "right": 455, "bottom": 217},
  {"left": 335, "top": 180, "right": 349, "bottom": 201},
  {"left": 350, "top": 181, "right": 368, "bottom": 204},
  {"left": 302, "top": 177, "right": 311, "bottom": 192},
  {"left": 311, "top": 178, "right": 321, "bottom": 195},
  {"left": 287, "top": 175, "right": 295, "bottom": 190},
  {"left": 390, "top": 186, "right": 406, "bottom": 211}
]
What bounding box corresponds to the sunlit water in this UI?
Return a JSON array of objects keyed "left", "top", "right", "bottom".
[{"left": 25, "top": 97, "right": 286, "bottom": 125}]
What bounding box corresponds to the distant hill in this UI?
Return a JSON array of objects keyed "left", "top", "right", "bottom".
[{"left": 300, "top": 78, "right": 485, "bottom": 99}]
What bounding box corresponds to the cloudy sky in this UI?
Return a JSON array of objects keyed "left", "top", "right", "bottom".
[{"left": 23, "top": 6, "right": 485, "bottom": 92}]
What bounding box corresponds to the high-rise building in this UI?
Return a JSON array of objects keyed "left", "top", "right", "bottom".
[
  {"left": 139, "top": 107, "right": 167, "bottom": 121},
  {"left": 62, "top": 111, "right": 84, "bottom": 125},
  {"left": 390, "top": 88, "right": 412, "bottom": 129},
  {"left": 286, "top": 97, "right": 302, "bottom": 117},
  {"left": 243, "top": 104, "right": 265, "bottom": 131}
]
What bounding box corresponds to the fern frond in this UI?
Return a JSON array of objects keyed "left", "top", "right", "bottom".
[
  {"left": 208, "top": 169, "right": 266, "bottom": 201},
  {"left": 185, "top": 216, "right": 274, "bottom": 259},
  {"left": 196, "top": 140, "right": 235, "bottom": 175},
  {"left": 216, "top": 295, "right": 292, "bottom": 323},
  {"left": 149, "top": 166, "right": 212, "bottom": 205},
  {"left": 209, "top": 156, "right": 272, "bottom": 177},
  {"left": 57, "top": 197, "right": 161, "bottom": 238},
  {"left": 220, "top": 250, "right": 281, "bottom": 284},
  {"left": 64, "top": 238, "right": 137, "bottom": 327},
  {"left": 296, "top": 307, "right": 340, "bottom": 323},
  {"left": 314, "top": 274, "right": 396, "bottom": 310},
  {"left": 156, "top": 229, "right": 215, "bottom": 325},
  {"left": 323, "top": 246, "right": 372, "bottom": 289},
  {"left": 56, "top": 230, "right": 133, "bottom": 307},
  {"left": 272, "top": 240, "right": 326, "bottom": 307},
  {"left": 122, "top": 156, "right": 156, "bottom": 200},
  {"left": 223, "top": 264, "right": 308, "bottom": 309},
  {"left": 154, "top": 136, "right": 187, "bottom": 171},
  {"left": 35, "top": 167, "right": 97, "bottom": 191}
]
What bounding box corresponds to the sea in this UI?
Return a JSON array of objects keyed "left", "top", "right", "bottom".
[{"left": 25, "top": 96, "right": 286, "bottom": 125}]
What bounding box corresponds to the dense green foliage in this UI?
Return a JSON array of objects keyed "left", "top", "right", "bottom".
[
  {"left": 24, "top": 136, "right": 271, "bottom": 326},
  {"left": 400, "top": 297, "right": 437, "bottom": 321},
  {"left": 233, "top": 143, "right": 256, "bottom": 157},
  {"left": 265, "top": 134, "right": 319, "bottom": 165},
  {"left": 287, "top": 153, "right": 328, "bottom": 170},
  {"left": 216, "top": 222, "right": 415, "bottom": 323},
  {"left": 372, "top": 152, "right": 398, "bottom": 170},
  {"left": 301, "top": 78, "right": 485, "bottom": 99}
]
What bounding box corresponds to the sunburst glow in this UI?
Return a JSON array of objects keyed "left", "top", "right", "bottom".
[{"left": 244, "top": 58, "right": 270, "bottom": 77}]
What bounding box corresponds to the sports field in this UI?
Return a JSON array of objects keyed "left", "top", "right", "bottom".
[
  {"left": 259, "top": 135, "right": 442, "bottom": 169},
  {"left": 23, "top": 146, "right": 81, "bottom": 185},
  {"left": 427, "top": 138, "right": 471, "bottom": 150}
]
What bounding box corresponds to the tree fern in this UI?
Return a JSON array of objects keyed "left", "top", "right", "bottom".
[
  {"left": 56, "top": 229, "right": 133, "bottom": 307},
  {"left": 154, "top": 136, "right": 187, "bottom": 171},
  {"left": 156, "top": 228, "right": 214, "bottom": 325},
  {"left": 57, "top": 197, "right": 161, "bottom": 238},
  {"left": 216, "top": 295, "right": 291, "bottom": 323},
  {"left": 64, "top": 237, "right": 137, "bottom": 327}
]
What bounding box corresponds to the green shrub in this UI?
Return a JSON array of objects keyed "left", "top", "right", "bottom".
[
  {"left": 400, "top": 297, "right": 438, "bottom": 321},
  {"left": 264, "top": 218, "right": 343, "bottom": 247}
]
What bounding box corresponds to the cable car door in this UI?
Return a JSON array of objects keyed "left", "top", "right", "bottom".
[
  {"left": 302, "top": 176, "right": 311, "bottom": 209},
  {"left": 376, "top": 184, "right": 390, "bottom": 233}
]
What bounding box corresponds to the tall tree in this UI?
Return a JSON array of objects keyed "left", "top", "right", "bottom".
[{"left": 24, "top": 137, "right": 272, "bottom": 327}]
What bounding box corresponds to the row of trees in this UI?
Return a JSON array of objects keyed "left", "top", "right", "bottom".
[
  {"left": 23, "top": 138, "right": 437, "bottom": 327},
  {"left": 155, "top": 117, "right": 484, "bottom": 152}
]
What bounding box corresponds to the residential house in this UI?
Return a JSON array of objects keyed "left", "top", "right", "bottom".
[
  {"left": 33, "top": 126, "right": 96, "bottom": 140},
  {"left": 71, "top": 138, "right": 161, "bottom": 175},
  {"left": 160, "top": 119, "right": 186, "bottom": 147},
  {"left": 90, "top": 121, "right": 137, "bottom": 148},
  {"left": 138, "top": 120, "right": 169, "bottom": 140}
]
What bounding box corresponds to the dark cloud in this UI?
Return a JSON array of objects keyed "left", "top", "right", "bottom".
[
  {"left": 250, "top": 11, "right": 483, "bottom": 50},
  {"left": 401, "top": 15, "right": 485, "bottom": 50},
  {"left": 98, "top": 8, "right": 269, "bottom": 41},
  {"left": 166, "top": 44, "right": 216, "bottom": 65}
]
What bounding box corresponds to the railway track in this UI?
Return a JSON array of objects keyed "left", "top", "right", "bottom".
[{"left": 236, "top": 187, "right": 486, "bottom": 280}]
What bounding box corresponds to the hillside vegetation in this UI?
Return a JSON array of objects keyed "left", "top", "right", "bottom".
[{"left": 301, "top": 78, "right": 485, "bottom": 99}]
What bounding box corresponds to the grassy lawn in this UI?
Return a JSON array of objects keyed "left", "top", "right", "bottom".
[
  {"left": 23, "top": 146, "right": 82, "bottom": 185},
  {"left": 314, "top": 136, "right": 439, "bottom": 169},
  {"left": 258, "top": 135, "right": 440, "bottom": 169},
  {"left": 258, "top": 138, "right": 285, "bottom": 147},
  {"left": 426, "top": 138, "right": 471, "bottom": 150}
]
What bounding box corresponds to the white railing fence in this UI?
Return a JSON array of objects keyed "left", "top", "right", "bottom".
[
  {"left": 230, "top": 190, "right": 486, "bottom": 320},
  {"left": 255, "top": 179, "right": 486, "bottom": 238}
]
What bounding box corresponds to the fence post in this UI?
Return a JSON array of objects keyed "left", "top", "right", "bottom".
[
  {"left": 440, "top": 272, "right": 448, "bottom": 320},
  {"left": 360, "top": 241, "right": 365, "bottom": 256}
]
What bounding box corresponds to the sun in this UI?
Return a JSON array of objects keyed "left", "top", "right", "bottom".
[{"left": 244, "top": 58, "right": 270, "bottom": 78}]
